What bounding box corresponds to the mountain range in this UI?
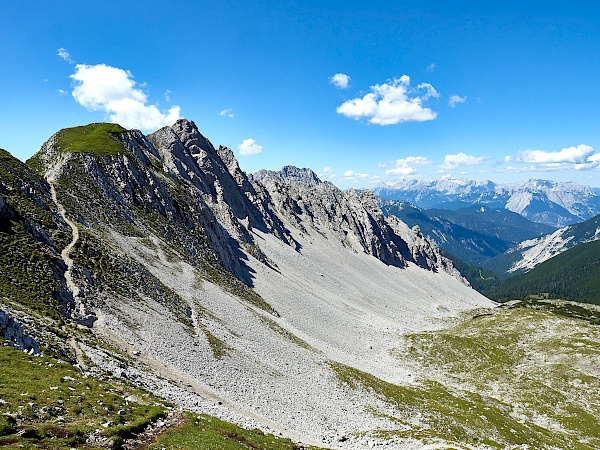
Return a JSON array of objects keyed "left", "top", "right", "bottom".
[
  {"left": 4, "top": 119, "right": 600, "bottom": 448},
  {"left": 0, "top": 120, "right": 492, "bottom": 448},
  {"left": 378, "top": 199, "right": 556, "bottom": 266},
  {"left": 373, "top": 178, "right": 600, "bottom": 228}
]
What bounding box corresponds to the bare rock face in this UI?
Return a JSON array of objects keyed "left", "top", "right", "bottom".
[
  {"left": 251, "top": 165, "right": 465, "bottom": 280},
  {"left": 0, "top": 309, "right": 40, "bottom": 354},
  {"left": 253, "top": 166, "right": 321, "bottom": 187}
]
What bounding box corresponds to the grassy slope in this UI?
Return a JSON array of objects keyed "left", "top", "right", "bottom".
[
  {"left": 330, "top": 300, "right": 600, "bottom": 449},
  {"left": 483, "top": 239, "right": 600, "bottom": 304},
  {"left": 0, "top": 149, "right": 68, "bottom": 320},
  {"left": 0, "top": 344, "right": 321, "bottom": 449}
]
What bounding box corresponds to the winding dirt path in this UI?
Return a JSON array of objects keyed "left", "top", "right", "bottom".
[{"left": 49, "top": 183, "right": 81, "bottom": 299}]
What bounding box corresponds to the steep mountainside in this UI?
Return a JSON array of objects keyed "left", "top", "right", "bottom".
[
  {"left": 379, "top": 199, "right": 512, "bottom": 265},
  {"left": 427, "top": 205, "right": 556, "bottom": 243},
  {"left": 485, "top": 239, "right": 600, "bottom": 304},
  {"left": 485, "top": 212, "right": 600, "bottom": 274},
  {"left": 1, "top": 120, "right": 492, "bottom": 448},
  {"left": 373, "top": 177, "right": 600, "bottom": 227}
]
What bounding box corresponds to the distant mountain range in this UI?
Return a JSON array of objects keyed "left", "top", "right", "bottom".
[
  {"left": 379, "top": 199, "right": 555, "bottom": 266},
  {"left": 373, "top": 178, "right": 600, "bottom": 228}
]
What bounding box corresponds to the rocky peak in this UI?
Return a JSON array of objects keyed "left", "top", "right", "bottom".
[{"left": 252, "top": 166, "right": 321, "bottom": 187}]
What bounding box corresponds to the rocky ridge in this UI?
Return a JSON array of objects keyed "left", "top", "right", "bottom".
[{"left": 1, "top": 120, "right": 492, "bottom": 448}]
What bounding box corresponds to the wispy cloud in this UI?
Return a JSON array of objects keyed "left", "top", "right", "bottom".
[
  {"left": 330, "top": 73, "right": 350, "bottom": 89},
  {"left": 385, "top": 156, "right": 432, "bottom": 175},
  {"left": 448, "top": 94, "right": 467, "bottom": 108},
  {"left": 426, "top": 63, "right": 436, "bottom": 73},
  {"left": 70, "top": 63, "right": 181, "bottom": 130},
  {"left": 440, "top": 152, "right": 489, "bottom": 170},
  {"left": 336, "top": 75, "right": 439, "bottom": 125},
  {"left": 57, "top": 48, "right": 74, "bottom": 64},
  {"left": 506, "top": 144, "right": 600, "bottom": 171},
  {"left": 238, "top": 138, "right": 263, "bottom": 156},
  {"left": 219, "top": 108, "right": 234, "bottom": 118}
]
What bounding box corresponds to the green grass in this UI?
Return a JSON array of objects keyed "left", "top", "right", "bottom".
[
  {"left": 149, "top": 412, "right": 322, "bottom": 450},
  {"left": 0, "top": 222, "right": 62, "bottom": 320},
  {"left": 51, "top": 123, "right": 127, "bottom": 157},
  {"left": 0, "top": 344, "right": 324, "bottom": 450},
  {"left": 0, "top": 344, "right": 164, "bottom": 448},
  {"left": 329, "top": 300, "right": 600, "bottom": 449}
]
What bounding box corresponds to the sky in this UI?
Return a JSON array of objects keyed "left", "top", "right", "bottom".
[{"left": 2, "top": 1, "right": 600, "bottom": 189}]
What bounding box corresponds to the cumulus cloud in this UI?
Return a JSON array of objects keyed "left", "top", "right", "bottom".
[
  {"left": 510, "top": 144, "right": 600, "bottom": 170},
  {"left": 336, "top": 75, "right": 439, "bottom": 125},
  {"left": 323, "top": 166, "right": 333, "bottom": 173},
  {"left": 70, "top": 64, "right": 181, "bottom": 130},
  {"left": 440, "top": 152, "right": 489, "bottom": 170},
  {"left": 343, "top": 170, "right": 369, "bottom": 179},
  {"left": 449, "top": 94, "right": 467, "bottom": 108},
  {"left": 330, "top": 73, "right": 350, "bottom": 89},
  {"left": 385, "top": 156, "right": 432, "bottom": 175},
  {"left": 238, "top": 138, "right": 263, "bottom": 156},
  {"left": 219, "top": 108, "right": 234, "bottom": 118},
  {"left": 57, "top": 48, "right": 74, "bottom": 64}
]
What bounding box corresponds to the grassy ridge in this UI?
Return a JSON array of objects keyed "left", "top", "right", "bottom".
[
  {"left": 54, "top": 123, "right": 127, "bottom": 157},
  {"left": 0, "top": 149, "right": 68, "bottom": 320}
]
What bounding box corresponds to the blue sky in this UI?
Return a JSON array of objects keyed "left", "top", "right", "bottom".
[{"left": 2, "top": 1, "right": 600, "bottom": 188}]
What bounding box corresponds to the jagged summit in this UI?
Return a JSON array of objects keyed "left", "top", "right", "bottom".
[
  {"left": 253, "top": 165, "right": 322, "bottom": 187},
  {"left": 2, "top": 120, "right": 493, "bottom": 448}
]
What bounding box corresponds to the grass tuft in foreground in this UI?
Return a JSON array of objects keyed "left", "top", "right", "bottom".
[{"left": 0, "top": 344, "right": 164, "bottom": 448}]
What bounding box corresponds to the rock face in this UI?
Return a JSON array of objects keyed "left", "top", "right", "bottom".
[
  {"left": 252, "top": 166, "right": 462, "bottom": 278},
  {"left": 1, "top": 120, "right": 493, "bottom": 448}
]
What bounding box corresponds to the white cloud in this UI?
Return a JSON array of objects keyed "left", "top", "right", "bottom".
[
  {"left": 57, "top": 48, "right": 74, "bottom": 64},
  {"left": 164, "top": 89, "right": 171, "bottom": 102},
  {"left": 448, "top": 95, "right": 467, "bottom": 108},
  {"left": 427, "top": 63, "right": 436, "bottom": 72},
  {"left": 440, "top": 152, "right": 489, "bottom": 170},
  {"left": 70, "top": 64, "right": 181, "bottom": 130},
  {"left": 512, "top": 144, "right": 600, "bottom": 170},
  {"left": 323, "top": 166, "right": 333, "bottom": 173},
  {"left": 57, "top": 89, "right": 67, "bottom": 95},
  {"left": 238, "top": 138, "right": 263, "bottom": 156},
  {"left": 343, "top": 170, "right": 369, "bottom": 179},
  {"left": 219, "top": 108, "right": 234, "bottom": 118},
  {"left": 330, "top": 73, "right": 350, "bottom": 89},
  {"left": 385, "top": 156, "right": 432, "bottom": 175},
  {"left": 336, "top": 76, "right": 439, "bottom": 125}
]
